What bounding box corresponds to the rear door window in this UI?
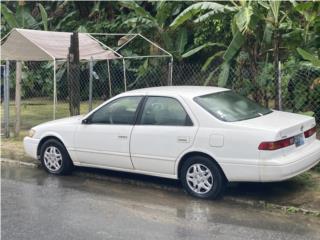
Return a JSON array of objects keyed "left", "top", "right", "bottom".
[{"left": 140, "top": 97, "right": 192, "bottom": 126}]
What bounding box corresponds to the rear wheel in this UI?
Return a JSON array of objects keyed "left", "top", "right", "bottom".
[
  {"left": 180, "top": 156, "right": 226, "bottom": 199},
  {"left": 40, "top": 139, "right": 73, "bottom": 175}
]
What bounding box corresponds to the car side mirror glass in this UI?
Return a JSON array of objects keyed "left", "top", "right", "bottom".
[{"left": 82, "top": 118, "right": 90, "bottom": 124}]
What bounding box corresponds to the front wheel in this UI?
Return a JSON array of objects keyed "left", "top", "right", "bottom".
[
  {"left": 180, "top": 156, "right": 226, "bottom": 199},
  {"left": 40, "top": 139, "right": 73, "bottom": 175}
]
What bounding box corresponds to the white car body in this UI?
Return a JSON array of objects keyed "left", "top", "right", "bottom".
[{"left": 24, "top": 86, "right": 320, "bottom": 182}]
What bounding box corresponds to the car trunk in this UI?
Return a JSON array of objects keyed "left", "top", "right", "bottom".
[{"left": 230, "top": 110, "right": 316, "bottom": 157}]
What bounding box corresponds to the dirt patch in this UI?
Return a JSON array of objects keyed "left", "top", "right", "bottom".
[{"left": 1, "top": 133, "right": 35, "bottom": 163}]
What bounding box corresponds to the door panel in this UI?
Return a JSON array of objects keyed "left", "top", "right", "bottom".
[
  {"left": 130, "top": 125, "right": 197, "bottom": 174},
  {"left": 130, "top": 96, "right": 198, "bottom": 174},
  {"left": 74, "top": 96, "right": 142, "bottom": 169},
  {"left": 74, "top": 125, "right": 134, "bottom": 169}
]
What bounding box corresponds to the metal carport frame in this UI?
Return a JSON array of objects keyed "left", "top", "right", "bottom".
[{"left": 1, "top": 29, "right": 173, "bottom": 137}]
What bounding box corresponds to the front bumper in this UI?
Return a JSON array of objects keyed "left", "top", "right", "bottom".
[
  {"left": 23, "top": 137, "right": 40, "bottom": 160},
  {"left": 260, "top": 140, "right": 320, "bottom": 182}
]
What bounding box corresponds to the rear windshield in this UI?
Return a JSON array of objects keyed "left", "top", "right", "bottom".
[{"left": 194, "top": 91, "right": 272, "bottom": 122}]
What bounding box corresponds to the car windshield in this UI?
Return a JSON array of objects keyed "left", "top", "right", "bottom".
[{"left": 194, "top": 91, "right": 272, "bottom": 122}]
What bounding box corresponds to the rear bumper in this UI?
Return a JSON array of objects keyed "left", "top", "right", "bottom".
[
  {"left": 260, "top": 140, "right": 320, "bottom": 182},
  {"left": 23, "top": 137, "right": 40, "bottom": 160}
]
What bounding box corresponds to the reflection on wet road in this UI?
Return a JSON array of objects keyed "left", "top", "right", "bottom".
[{"left": 2, "top": 164, "right": 320, "bottom": 240}]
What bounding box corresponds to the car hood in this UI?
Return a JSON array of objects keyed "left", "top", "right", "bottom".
[
  {"left": 35, "top": 115, "right": 84, "bottom": 128},
  {"left": 229, "top": 110, "right": 315, "bottom": 138}
]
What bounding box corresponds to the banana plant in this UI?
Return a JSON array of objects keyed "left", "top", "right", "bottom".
[
  {"left": 119, "top": 1, "right": 189, "bottom": 59},
  {"left": 170, "top": 1, "right": 255, "bottom": 86},
  {"left": 297, "top": 48, "right": 320, "bottom": 68},
  {"left": 292, "top": 1, "right": 320, "bottom": 68},
  {"left": 1, "top": 2, "right": 49, "bottom": 32}
]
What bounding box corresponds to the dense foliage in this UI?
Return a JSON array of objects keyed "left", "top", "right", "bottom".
[{"left": 1, "top": 1, "right": 320, "bottom": 120}]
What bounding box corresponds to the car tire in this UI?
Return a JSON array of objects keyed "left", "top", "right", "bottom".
[
  {"left": 180, "top": 155, "right": 226, "bottom": 199},
  {"left": 40, "top": 139, "right": 73, "bottom": 175}
]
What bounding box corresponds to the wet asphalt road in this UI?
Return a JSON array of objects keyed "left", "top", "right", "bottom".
[{"left": 1, "top": 164, "right": 320, "bottom": 240}]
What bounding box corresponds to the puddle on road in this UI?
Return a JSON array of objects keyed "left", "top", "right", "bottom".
[{"left": 2, "top": 163, "right": 320, "bottom": 237}]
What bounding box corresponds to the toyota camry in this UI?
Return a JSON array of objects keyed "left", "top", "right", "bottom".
[{"left": 24, "top": 86, "right": 320, "bottom": 199}]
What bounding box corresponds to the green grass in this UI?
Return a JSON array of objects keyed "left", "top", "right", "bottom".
[
  {"left": 1, "top": 99, "right": 104, "bottom": 161},
  {"left": 1, "top": 99, "right": 104, "bottom": 133}
]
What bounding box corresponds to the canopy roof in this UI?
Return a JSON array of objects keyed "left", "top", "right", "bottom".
[{"left": 1, "top": 28, "right": 120, "bottom": 61}]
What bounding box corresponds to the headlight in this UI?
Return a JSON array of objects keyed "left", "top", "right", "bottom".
[{"left": 28, "top": 129, "right": 36, "bottom": 138}]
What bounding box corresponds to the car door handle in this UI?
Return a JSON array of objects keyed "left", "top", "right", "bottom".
[
  {"left": 177, "top": 136, "right": 190, "bottom": 143},
  {"left": 118, "top": 135, "right": 128, "bottom": 139}
]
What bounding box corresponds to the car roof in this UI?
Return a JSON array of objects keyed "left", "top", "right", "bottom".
[{"left": 120, "top": 86, "right": 229, "bottom": 98}]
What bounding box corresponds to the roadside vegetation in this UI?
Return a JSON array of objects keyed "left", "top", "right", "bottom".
[
  {"left": 1, "top": 1, "right": 320, "bottom": 211},
  {"left": 1, "top": 1, "right": 319, "bottom": 119}
]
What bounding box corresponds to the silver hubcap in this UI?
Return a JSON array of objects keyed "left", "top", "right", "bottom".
[
  {"left": 186, "top": 164, "right": 213, "bottom": 194},
  {"left": 43, "top": 146, "right": 62, "bottom": 172}
]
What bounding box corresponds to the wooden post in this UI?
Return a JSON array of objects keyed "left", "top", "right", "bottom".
[
  {"left": 15, "top": 61, "right": 22, "bottom": 136},
  {"left": 67, "top": 32, "right": 80, "bottom": 116}
]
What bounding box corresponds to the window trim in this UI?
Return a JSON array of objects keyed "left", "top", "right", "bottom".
[
  {"left": 85, "top": 96, "right": 145, "bottom": 125},
  {"left": 135, "top": 96, "right": 194, "bottom": 127}
]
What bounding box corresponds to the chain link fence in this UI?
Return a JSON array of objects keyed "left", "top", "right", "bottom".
[{"left": 1, "top": 59, "right": 320, "bottom": 136}]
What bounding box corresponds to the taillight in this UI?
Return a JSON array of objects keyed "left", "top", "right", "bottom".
[
  {"left": 258, "top": 137, "right": 294, "bottom": 150},
  {"left": 304, "top": 126, "right": 316, "bottom": 138}
]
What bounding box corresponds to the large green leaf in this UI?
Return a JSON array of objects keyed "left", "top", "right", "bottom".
[
  {"left": 202, "top": 50, "right": 225, "bottom": 71},
  {"left": 262, "top": 21, "right": 273, "bottom": 45},
  {"left": 194, "top": 9, "right": 228, "bottom": 23},
  {"left": 223, "top": 30, "right": 245, "bottom": 62},
  {"left": 234, "top": 6, "right": 253, "bottom": 33},
  {"left": 297, "top": 48, "right": 320, "bottom": 67},
  {"left": 1, "top": 4, "right": 17, "bottom": 28},
  {"left": 155, "top": 1, "right": 172, "bottom": 27},
  {"left": 182, "top": 42, "right": 226, "bottom": 58},
  {"left": 122, "top": 17, "right": 155, "bottom": 28},
  {"left": 175, "top": 27, "right": 188, "bottom": 54},
  {"left": 38, "top": 3, "right": 48, "bottom": 31},
  {"left": 268, "top": 0, "right": 280, "bottom": 24},
  {"left": 218, "top": 62, "right": 230, "bottom": 87},
  {"left": 204, "top": 66, "right": 220, "bottom": 86},
  {"left": 170, "top": 2, "right": 234, "bottom": 30},
  {"left": 257, "top": 0, "right": 269, "bottom": 9},
  {"left": 55, "top": 11, "right": 77, "bottom": 30},
  {"left": 16, "top": 5, "right": 37, "bottom": 28}
]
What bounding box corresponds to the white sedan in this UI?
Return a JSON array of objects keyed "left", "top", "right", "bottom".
[{"left": 24, "top": 86, "right": 320, "bottom": 199}]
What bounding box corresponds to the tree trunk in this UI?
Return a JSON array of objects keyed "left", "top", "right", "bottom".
[
  {"left": 274, "top": 29, "right": 281, "bottom": 110},
  {"left": 15, "top": 61, "right": 22, "bottom": 136},
  {"left": 67, "top": 32, "right": 80, "bottom": 116}
]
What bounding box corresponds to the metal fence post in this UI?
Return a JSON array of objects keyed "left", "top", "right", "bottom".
[
  {"left": 4, "top": 60, "right": 10, "bottom": 138},
  {"left": 278, "top": 61, "right": 282, "bottom": 111},
  {"left": 122, "top": 59, "right": 127, "bottom": 91},
  {"left": 88, "top": 57, "right": 93, "bottom": 112},
  {"left": 107, "top": 60, "right": 112, "bottom": 98},
  {"left": 167, "top": 57, "right": 173, "bottom": 86},
  {"left": 53, "top": 59, "right": 57, "bottom": 119},
  {"left": 15, "top": 61, "right": 22, "bottom": 136}
]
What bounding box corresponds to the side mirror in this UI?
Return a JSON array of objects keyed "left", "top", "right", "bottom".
[{"left": 82, "top": 118, "right": 90, "bottom": 124}]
